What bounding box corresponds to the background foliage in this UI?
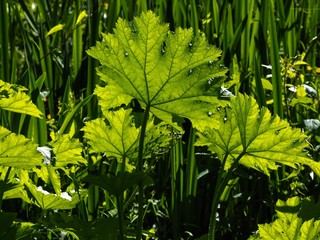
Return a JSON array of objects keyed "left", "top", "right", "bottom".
[{"left": 0, "top": 0, "right": 320, "bottom": 239}]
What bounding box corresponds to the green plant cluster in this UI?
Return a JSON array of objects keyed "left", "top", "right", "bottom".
[{"left": 0, "top": 1, "right": 320, "bottom": 240}]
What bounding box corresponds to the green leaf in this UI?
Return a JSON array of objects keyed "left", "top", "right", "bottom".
[
  {"left": 83, "top": 171, "right": 153, "bottom": 197},
  {"left": 25, "top": 181, "right": 80, "bottom": 210},
  {"left": 46, "top": 165, "right": 61, "bottom": 195},
  {"left": 82, "top": 108, "right": 140, "bottom": 159},
  {"left": 87, "top": 11, "right": 227, "bottom": 129},
  {"left": 197, "top": 94, "right": 320, "bottom": 176},
  {"left": 75, "top": 10, "right": 87, "bottom": 26},
  {"left": 53, "top": 134, "right": 86, "bottom": 167},
  {"left": 46, "top": 23, "right": 64, "bottom": 37},
  {"left": 0, "top": 80, "right": 42, "bottom": 118},
  {"left": 82, "top": 108, "right": 172, "bottom": 160},
  {"left": 0, "top": 126, "right": 43, "bottom": 169},
  {"left": 252, "top": 197, "right": 320, "bottom": 240}
]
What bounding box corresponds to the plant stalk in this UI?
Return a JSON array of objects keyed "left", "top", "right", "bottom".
[
  {"left": 136, "top": 104, "right": 150, "bottom": 240},
  {"left": 208, "top": 152, "right": 245, "bottom": 240}
]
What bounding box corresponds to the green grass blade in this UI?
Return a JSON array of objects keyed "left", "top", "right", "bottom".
[
  {"left": 170, "top": 138, "right": 183, "bottom": 240},
  {"left": 72, "top": 0, "right": 83, "bottom": 81},
  {"left": 0, "top": 0, "right": 10, "bottom": 83},
  {"left": 58, "top": 95, "right": 93, "bottom": 136},
  {"left": 189, "top": 0, "right": 199, "bottom": 35},
  {"left": 268, "top": 0, "right": 283, "bottom": 118},
  {"left": 86, "top": 0, "right": 100, "bottom": 118},
  {"left": 184, "top": 127, "right": 198, "bottom": 224}
]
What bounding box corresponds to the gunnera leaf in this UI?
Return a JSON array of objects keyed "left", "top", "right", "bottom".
[
  {"left": 0, "top": 126, "right": 43, "bottom": 169},
  {"left": 87, "top": 11, "right": 227, "bottom": 129},
  {"left": 249, "top": 197, "right": 320, "bottom": 240},
  {"left": 52, "top": 134, "right": 87, "bottom": 167},
  {"left": 25, "top": 182, "right": 80, "bottom": 210},
  {"left": 82, "top": 108, "right": 140, "bottom": 159},
  {"left": 0, "top": 79, "right": 42, "bottom": 118},
  {"left": 197, "top": 93, "right": 320, "bottom": 176},
  {"left": 82, "top": 108, "right": 171, "bottom": 160}
]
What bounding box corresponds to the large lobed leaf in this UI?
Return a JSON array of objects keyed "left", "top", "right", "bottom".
[
  {"left": 249, "top": 197, "right": 320, "bottom": 240},
  {"left": 87, "top": 11, "right": 227, "bottom": 129},
  {"left": 197, "top": 94, "right": 320, "bottom": 176},
  {"left": 0, "top": 79, "right": 42, "bottom": 118},
  {"left": 82, "top": 108, "right": 140, "bottom": 159},
  {"left": 0, "top": 126, "right": 43, "bottom": 169},
  {"left": 52, "top": 134, "right": 87, "bottom": 167},
  {"left": 82, "top": 108, "right": 171, "bottom": 160},
  {"left": 25, "top": 181, "right": 80, "bottom": 210}
]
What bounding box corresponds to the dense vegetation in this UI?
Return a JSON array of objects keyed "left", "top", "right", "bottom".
[{"left": 0, "top": 1, "right": 320, "bottom": 239}]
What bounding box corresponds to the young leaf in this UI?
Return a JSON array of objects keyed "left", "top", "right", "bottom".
[
  {"left": 197, "top": 94, "right": 320, "bottom": 176},
  {"left": 25, "top": 182, "right": 79, "bottom": 210},
  {"left": 75, "top": 10, "right": 87, "bottom": 26},
  {"left": 87, "top": 11, "right": 227, "bottom": 129},
  {"left": 82, "top": 108, "right": 140, "bottom": 159},
  {"left": 52, "top": 134, "right": 86, "bottom": 167},
  {"left": 0, "top": 80, "right": 42, "bottom": 118},
  {"left": 82, "top": 108, "right": 172, "bottom": 160},
  {"left": 46, "top": 23, "right": 65, "bottom": 37},
  {"left": 250, "top": 197, "right": 320, "bottom": 240},
  {"left": 0, "top": 126, "right": 43, "bottom": 169}
]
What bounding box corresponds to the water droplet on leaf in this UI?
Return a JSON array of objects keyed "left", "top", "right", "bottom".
[
  {"left": 207, "top": 78, "right": 214, "bottom": 85},
  {"left": 124, "top": 52, "right": 129, "bottom": 57}
]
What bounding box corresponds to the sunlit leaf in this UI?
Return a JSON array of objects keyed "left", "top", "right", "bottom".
[
  {"left": 82, "top": 108, "right": 140, "bottom": 159},
  {"left": 75, "top": 10, "right": 87, "bottom": 26},
  {"left": 25, "top": 182, "right": 79, "bottom": 210},
  {"left": 0, "top": 80, "right": 42, "bottom": 118},
  {"left": 197, "top": 94, "right": 320, "bottom": 176},
  {"left": 87, "top": 11, "right": 227, "bottom": 129},
  {"left": 47, "top": 165, "right": 61, "bottom": 195},
  {"left": 53, "top": 135, "right": 86, "bottom": 167},
  {"left": 0, "top": 126, "right": 43, "bottom": 169},
  {"left": 251, "top": 197, "right": 320, "bottom": 240},
  {"left": 82, "top": 108, "right": 172, "bottom": 161},
  {"left": 46, "top": 23, "right": 64, "bottom": 36},
  {"left": 297, "top": 85, "right": 307, "bottom": 97}
]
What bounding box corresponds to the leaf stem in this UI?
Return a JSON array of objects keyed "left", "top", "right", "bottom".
[
  {"left": 118, "top": 156, "right": 127, "bottom": 239},
  {"left": 136, "top": 104, "right": 150, "bottom": 240},
  {"left": 208, "top": 152, "right": 245, "bottom": 240},
  {"left": 117, "top": 195, "right": 125, "bottom": 240}
]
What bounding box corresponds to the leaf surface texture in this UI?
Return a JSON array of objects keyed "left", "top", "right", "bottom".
[
  {"left": 0, "top": 80, "right": 42, "bottom": 118},
  {"left": 87, "top": 11, "right": 227, "bottom": 128},
  {"left": 197, "top": 94, "right": 320, "bottom": 176},
  {"left": 0, "top": 126, "right": 43, "bottom": 169}
]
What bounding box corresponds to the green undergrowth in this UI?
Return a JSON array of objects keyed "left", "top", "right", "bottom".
[{"left": 1, "top": 1, "right": 320, "bottom": 240}]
